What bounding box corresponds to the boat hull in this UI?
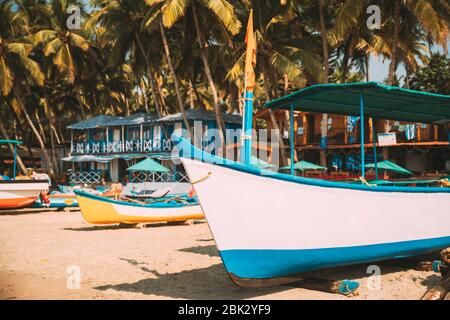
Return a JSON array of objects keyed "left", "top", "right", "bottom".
[
  {"left": 0, "top": 180, "right": 50, "bottom": 210},
  {"left": 32, "top": 195, "right": 78, "bottom": 209},
  {"left": 74, "top": 190, "right": 204, "bottom": 224},
  {"left": 180, "top": 157, "right": 450, "bottom": 281}
]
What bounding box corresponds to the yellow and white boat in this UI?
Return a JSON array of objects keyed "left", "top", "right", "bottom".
[{"left": 74, "top": 190, "right": 204, "bottom": 225}]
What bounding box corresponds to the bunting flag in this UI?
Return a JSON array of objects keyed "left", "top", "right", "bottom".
[{"left": 244, "top": 9, "right": 257, "bottom": 92}]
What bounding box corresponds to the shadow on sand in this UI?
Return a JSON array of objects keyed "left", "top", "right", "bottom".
[
  {"left": 93, "top": 250, "right": 444, "bottom": 298},
  {"left": 0, "top": 208, "right": 59, "bottom": 216},
  {"left": 95, "top": 263, "right": 290, "bottom": 299},
  {"left": 179, "top": 245, "right": 219, "bottom": 257}
]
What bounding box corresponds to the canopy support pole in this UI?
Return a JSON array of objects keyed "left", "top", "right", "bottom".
[
  {"left": 13, "top": 144, "right": 17, "bottom": 179},
  {"left": 241, "top": 90, "right": 253, "bottom": 165},
  {"left": 372, "top": 118, "right": 378, "bottom": 180},
  {"left": 360, "top": 92, "right": 365, "bottom": 179},
  {"left": 289, "top": 105, "right": 295, "bottom": 176},
  {"left": 70, "top": 130, "right": 73, "bottom": 155}
]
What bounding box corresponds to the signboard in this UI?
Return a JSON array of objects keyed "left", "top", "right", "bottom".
[{"left": 377, "top": 133, "right": 397, "bottom": 146}]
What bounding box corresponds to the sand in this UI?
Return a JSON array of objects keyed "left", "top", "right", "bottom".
[{"left": 0, "top": 209, "right": 443, "bottom": 300}]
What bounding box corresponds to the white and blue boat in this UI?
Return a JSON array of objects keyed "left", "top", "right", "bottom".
[{"left": 176, "top": 82, "right": 450, "bottom": 284}]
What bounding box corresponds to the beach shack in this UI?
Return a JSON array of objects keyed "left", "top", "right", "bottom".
[{"left": 64, "top": 110, "right": 241, "bottom": 185}]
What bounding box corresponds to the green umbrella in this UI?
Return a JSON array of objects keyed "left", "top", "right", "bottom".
[
  {"left": 127, "top": 158, "right": 170, "bottom": 172},
  {"left": 365, "top": 160, "right": 413, "bottom": 175},
  {"left": 281, "top": 160, "right": 327, "bottom": 171},
  {"left": 250, "top": 156, "right": 274, "bottom": 169}
]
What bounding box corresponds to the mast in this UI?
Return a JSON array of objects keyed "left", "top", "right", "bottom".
[{"left": 240, "top": 10, "right": 256, "bottom": 165}]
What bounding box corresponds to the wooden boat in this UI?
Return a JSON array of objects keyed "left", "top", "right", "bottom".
[
  {"left": 74, "top": 190, "right": 204, "bottom": 225},
  {"left": 179, "top": 139, "right": 450, "bottom": 283},
  {"left": 175, "top": 82, "right": 450, "bottom": 284},
  {"left": 0, "top": 139, "right": 50, "bottom": 210},
  {"left": 0, "top": 180, "right": 50, "bottom": 209},
  {"left": 32, "top": 192, "right": 78, "bottom": 209}
]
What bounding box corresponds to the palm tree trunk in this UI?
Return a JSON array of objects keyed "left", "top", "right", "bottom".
[
  {"left": 0, "top": 121, "right": 27, "bottom": 175},
  {"left": 189, "top": 74, "right": 206, "bottom": 110},
  {"left": 192, "top": 5, "right": 226, "bottom": 153},
  {"left": 319, "top": 0, "right": 329, "bottom": 167},
  {"left": 75, "top": 88, "right": 87, "bottom": 120},
  {"left": 148, "top": 71, "right": 170, "bottom": 140},
  {"left": 43, "top": 92, "right": 60, "bottom": 177},
  {"left": 6, "top": 99, "right": 35, "bottom": 163},
  {"left": 12, "top": 86, "right": 55, "bottom": 178},
  {"left": 34, "top": 110, "right": 47, "bottom": 144},
  {"left": 155, "top": 73, "right": 169, "bottom": 116},
  {"left": 159, "top": 19, "right": 191, "bottom": 133},
  {"left": 388, "top": 0, "right": 401, "bottom": 86}
]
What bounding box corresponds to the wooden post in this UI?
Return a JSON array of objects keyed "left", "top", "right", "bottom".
[
  {"left": 303, "top": 114, "right": 308, "bottom": 145},
  {"left": 434, "top": 124, "right": 439, "bottom": 141},
  {"left": 344, "top": 116, "right": 348, "bottom": 144}
]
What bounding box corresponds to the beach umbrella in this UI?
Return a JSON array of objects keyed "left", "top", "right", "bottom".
[
  {"left": 281, "top": 160, "right": 327, "bottom": 172},
  {"left": 365, "top": 160, "right": 413, "bottom": 175},
  {"left": 127, "top": 158, "right": 171, "bottom": 190},
  {"left": 127, "top": 158, "right": 170, "bottom": 172},
  {"left": 250, "top": 156, "right": 274, "bottom": 169}
]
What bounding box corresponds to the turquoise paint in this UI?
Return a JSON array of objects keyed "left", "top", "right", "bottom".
[
  {"left": 219, "top": 236, "right": 450, "bottom": 279},
  {"left": 241, "top": 90, "right": 253, "bottom": 164},
  {"left": 174, "top": 135, "right": 450, "bottom": 193},
  {"left": 360, "top": 92, "right": 365, "bottom": 179},
  {"left": 289, "top": 105, "right": 295, "bottom": 175}
]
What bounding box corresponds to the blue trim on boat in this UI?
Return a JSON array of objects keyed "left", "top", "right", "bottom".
[
  {"left": 174, "top": 136, "right": 450, "bottom": 193},
  {"left": 219, "top": 236, "right": 450, "bottom": 279},
  {"left": 73, "top": 190, "right": 198, "bottom": 208}
]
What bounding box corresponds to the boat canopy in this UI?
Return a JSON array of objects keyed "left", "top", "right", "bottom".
[
  {"left": 365, "top": 160, "right": 413, "bottom": 175},
  {"left": 264, "top": 82, "right": 450, "bottom": 124},
  {"left": 0, "top": 139, "right": 23, "bottom": 144},
  {"left": 280, "top": 160, "right": 327, "bottom": 171},
  {"left": 127, "top": 158, "right": 170, "bottom": 172}
]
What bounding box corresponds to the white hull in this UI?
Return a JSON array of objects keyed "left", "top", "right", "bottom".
[
  {"left": 0, "top": 181, "right": 49, "bottom": 209},
  {"left": 181, "top": 157, "right": 450, "bottom": 279}
]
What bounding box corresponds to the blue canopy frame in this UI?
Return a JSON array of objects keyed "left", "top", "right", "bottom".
[{"left": 0, "top": 140, "right": 23, "bottom": 179}]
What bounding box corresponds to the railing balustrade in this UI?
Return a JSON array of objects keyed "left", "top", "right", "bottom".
[{"left": 71, "top": 138, "right": 173, "bottom": 155}]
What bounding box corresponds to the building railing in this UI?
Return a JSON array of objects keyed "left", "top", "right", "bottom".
[
  {"left": 71, "top": 139, "right": 173, "bottom": 155},
  {"left": 129, "top": 171, "right": 189, "bottom": 183}
]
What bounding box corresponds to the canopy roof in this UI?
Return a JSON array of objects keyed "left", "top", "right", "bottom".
[
  {"left": 365, "top": 160, "right": 413, "bottom": 175},
  {"left": 264, "top": 82, "right": 450, "bottom": 124},
  {"left": 127, "top": 158, "right": 170, "bottom": 172},
  {"left": 158, "top": 109, "right": 242, "bottom": 124},
  {"left": 0, "top": 139, "right": 23, "bottom": 145},
  {"left": 106, "top": 112, "right": 158, "bottom": 126},
  {"left": 281, "top": 160, "right": 327, "bottom": 171},
  {"left": 67, "top": 115, "right": 118, "bottom": 130}
]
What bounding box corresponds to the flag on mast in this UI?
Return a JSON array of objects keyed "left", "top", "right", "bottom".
[{"left": 244, "top": 9, "right": 256, "bottom": 92}]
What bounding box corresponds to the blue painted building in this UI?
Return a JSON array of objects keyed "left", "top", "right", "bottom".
[{"left": 64, "top": 110, "right": 241, "bottom": 184}]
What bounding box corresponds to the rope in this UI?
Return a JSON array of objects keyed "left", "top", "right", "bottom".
[{"left": 191, "top": 172, "right": 212, "bottom": 185}]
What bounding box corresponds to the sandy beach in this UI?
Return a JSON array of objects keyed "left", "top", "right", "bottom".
[{"left": 0, "top": 209, "right": 443, "bottom": 300}]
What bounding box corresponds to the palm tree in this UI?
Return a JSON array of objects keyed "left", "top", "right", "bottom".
[
  {"left": 143, "top": 0, "right": 242, "bottom": 150},
  {"left": 33, "top": 0, "right": 92, "bottom": 119},
  {"left": 0, "top": 0, "right": 56, "bottom": 177}
]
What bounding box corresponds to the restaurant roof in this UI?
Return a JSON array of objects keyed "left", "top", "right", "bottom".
[
  {"left": 264, "top": 82, "right": 450, "bottom": 124},
  {"left": 67, "top": 115, "right": 119, "bottom": 130},
  {"left": 106, "top": 113, "right": 158, "bottom": 126}
]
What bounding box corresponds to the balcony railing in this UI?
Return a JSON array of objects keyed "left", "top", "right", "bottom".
[{"left": 71, "top": 139, "right": 173, "bottom": 155}]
